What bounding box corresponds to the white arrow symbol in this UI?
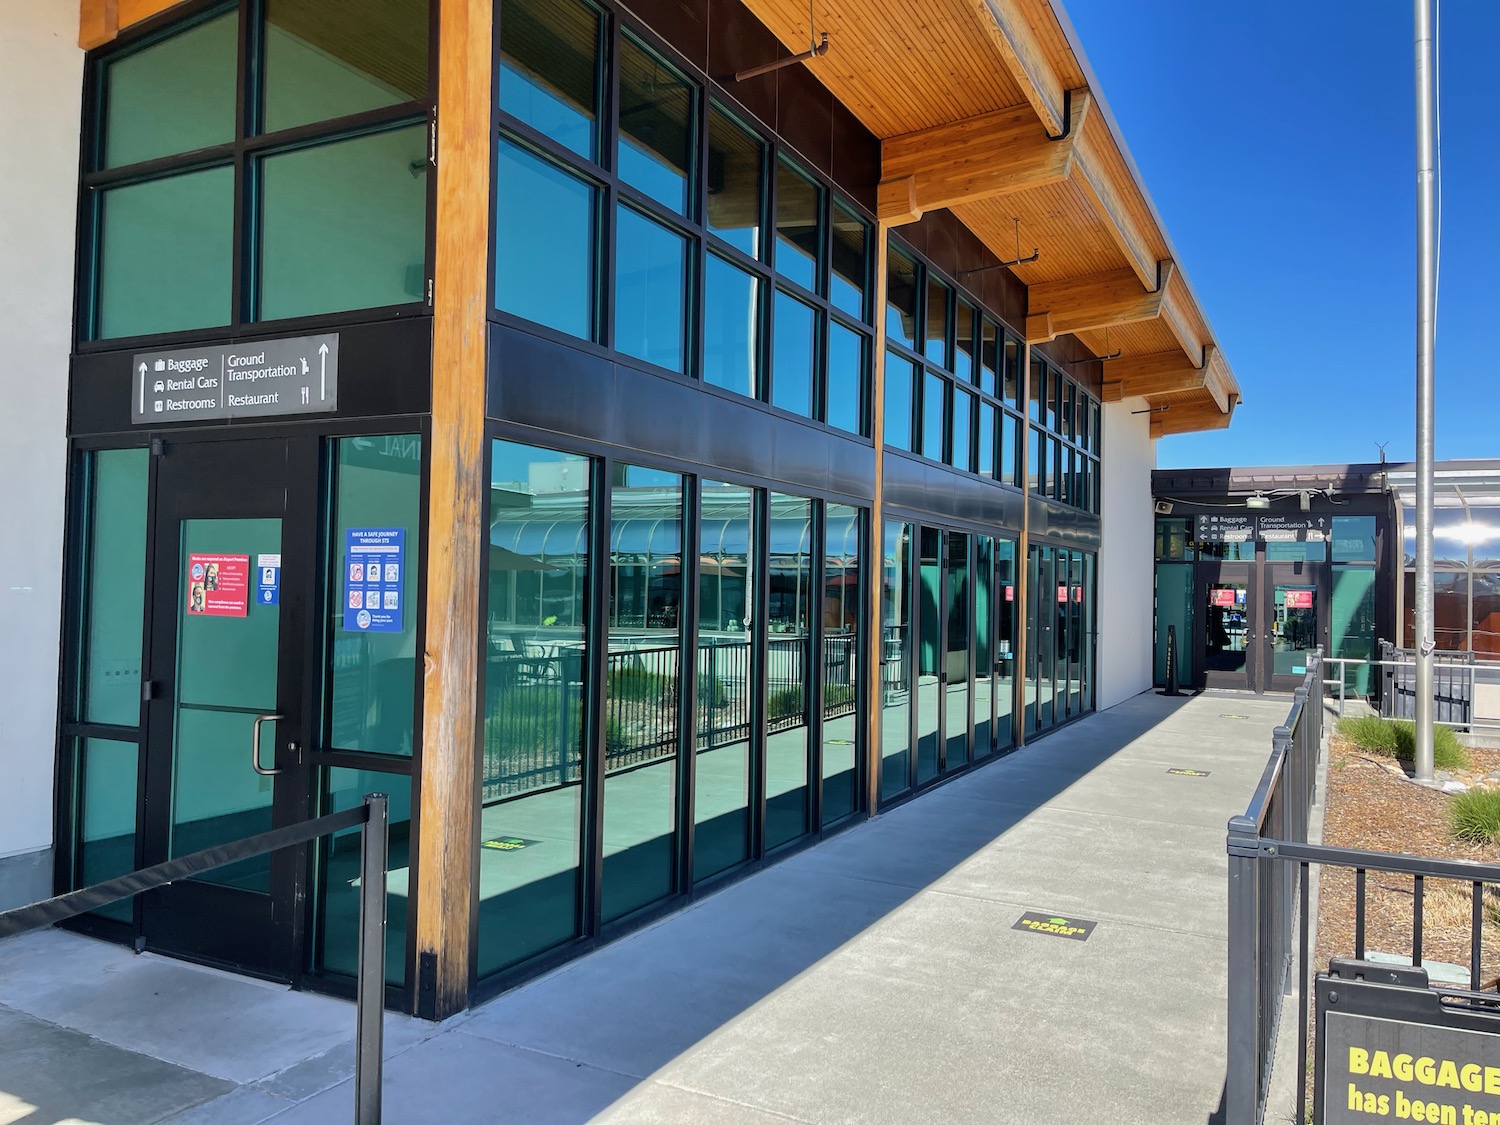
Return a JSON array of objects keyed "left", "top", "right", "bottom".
[
  {"left": 319, "top": 343, "right": 330, "bottom": 401},
  {"left": 139, "top": 362, "right": 147, "bottom": 414}
]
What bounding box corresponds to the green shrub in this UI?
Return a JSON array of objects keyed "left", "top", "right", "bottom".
[
  {"left": 1451, "top": 787, "right": 1500, "bottom": 845},
  {"left": 824, "top": 683, "right": 857, "bottom": 709},
  {"left": 1336, "top": 716, "right": 1470, "bottom": 771},
  {"left": 767, "top": 686, "right": 804, "bottom": 722},
  {"left": 608, "top": 665, "right": 668, "bottom": 701}
]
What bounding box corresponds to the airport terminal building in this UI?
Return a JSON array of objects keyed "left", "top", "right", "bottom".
[{"left": 2, "top": 0, "right": 1240, "bottom": 1017}]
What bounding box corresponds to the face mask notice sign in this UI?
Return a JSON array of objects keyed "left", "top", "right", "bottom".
[
  {"left": 186, "top": 554, "right": 249, "bottom": 616},
  {"left": 1012, "top": 911, "right": 1097, "bottom": 942},
  {"left": 343, "top": 528, "right": 404, "bottom": 633}
]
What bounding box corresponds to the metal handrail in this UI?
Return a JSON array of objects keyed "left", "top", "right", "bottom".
[{"left": 0, "top": 794, "right": 389, "bottom": 1125}]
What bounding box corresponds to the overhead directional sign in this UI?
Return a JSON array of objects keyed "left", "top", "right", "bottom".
[
  {"left": 1258, "top": 514, "right": 1330, "bottom": 543},
  {"left": 131, "top": 333, "right": 339, "bottom": 424},
  {"left": 1197, "top": 514, "right": 1255, "bottom": 543}
]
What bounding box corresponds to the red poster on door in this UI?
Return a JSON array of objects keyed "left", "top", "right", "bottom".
[
  {"left": 1285, "top": 589, "right": 1313, "bottom": 610},
  {"left": 1211, "top": 588, "right": 1237, "bottom": 608},
  {"left": 186, "top": 554, "right": 250, "bottom": 617}
]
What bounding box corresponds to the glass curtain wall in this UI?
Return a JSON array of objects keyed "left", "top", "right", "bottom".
[
  {"left": 821, "top": 504, "right": 862, "bottom": 825},
  {"left": 916, "top": 528, "right": 942, "bottom": 784},
  {"left": 880, "top": 522, "right": 914, "bottom": 799},
  {"left": 1023, "top": 544, "right": 1098, "bottom": 735},
  {"left": 765, "top": 493, "right": 814, "bottom": 849},
  {"left": 944, "top": 532, "right": 971, "bottom": 773}
]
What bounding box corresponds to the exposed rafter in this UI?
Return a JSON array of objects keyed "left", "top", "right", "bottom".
[
  {"left": 1100, "top": 346, "right": 1212, "bottom": 403},
  {"left": 877, "top": 96, "right": 1088, "bottom": 226},
  {"left": 1025, "top": 261, "right": 1174, "bottom": 344}
]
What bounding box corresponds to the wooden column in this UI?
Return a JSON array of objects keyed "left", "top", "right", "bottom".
[
  {"left": 416, "top": 0, "right": 491, "bottom": 1020},
  {"left": 864, "top": 225, "right": 890, "bottom": 817}
]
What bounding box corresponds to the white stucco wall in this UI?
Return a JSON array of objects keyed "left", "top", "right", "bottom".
[
  {"left": 1095, "top": 399, "right": 1156, "bottom": 710},
  {"left": 0, "top": 3, "right": 83, "bottom": 894}
]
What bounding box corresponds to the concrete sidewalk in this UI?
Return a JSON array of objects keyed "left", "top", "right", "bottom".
[{"left": 0, "top": 690, "right": 1289, "bottom": 1125}]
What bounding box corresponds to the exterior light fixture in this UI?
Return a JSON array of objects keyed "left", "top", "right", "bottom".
[{"left": 1245, "top": 493, "right": 1270, "bottom": 510}]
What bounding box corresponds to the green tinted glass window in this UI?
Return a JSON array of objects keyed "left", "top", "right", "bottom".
[
  {"left": 1332, "top": 516, "right": 1377, "bottom": 562},
  {"left": 263, "top": 0, "right": 429, "bottom": 134},
  {"left": 327, "top": 436, "right": 423, "bottom": 756},
  {"left": 259, "top": 126, "right": 427, "bottom": 321},
  {"left": 96, "top": 167, "right": 234, "bottom": 339},
  {"left": 102, "top": 11, "right": 237, "bottom": 168},
  {"left": 74, "top": 738, "right": 139, "bottom": 921},
  {"left": 316, "top": 768, "right": 410, "bottom": 986},
  {"left": 81, "top": 450, "right": 148, "bottom": 726}
]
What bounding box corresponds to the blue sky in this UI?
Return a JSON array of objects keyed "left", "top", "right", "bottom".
[{"left": 1063, "top": 1, "right": 1498, "bottom": 470}]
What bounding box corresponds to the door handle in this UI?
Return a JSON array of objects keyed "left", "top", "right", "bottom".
[{"left": 252, "top": 713, "right": 285, "bottom": 776}]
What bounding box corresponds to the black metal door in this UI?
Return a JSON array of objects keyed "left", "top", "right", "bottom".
[
  {"left": 140, "top": 435, "right": 318, "bottom": 979},
  {"left": 1198, "top": 562, "right": 1256, "bottom": 692}
]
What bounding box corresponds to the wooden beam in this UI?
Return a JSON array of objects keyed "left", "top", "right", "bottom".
[
  {"left": 877, "top": 97, "right": 1082, "bottom": 226},
  {"left": 1072, "top": 116, "right": 1158, "bottom": 291},
  {"left": 79, "top": 0, "right": 118, "bottom": 49},
  {"left": 417, "top": 0, "right": 492, "bottom": 1021},
  {"left": 1158, "top": 281, "right": 1208, "bottom": 370},
  {"left": 1100, "top": 347, "right": 1211, "bottom": 403},
  {"left": 1025, "top": 261, "right": 1174, "bottom": 343},
  {"left": 977, "top": 0, "right": 1068, "bottom": 138},
  {"left": 1150, "top": 399, "right": 1235, "bottom": 439}
]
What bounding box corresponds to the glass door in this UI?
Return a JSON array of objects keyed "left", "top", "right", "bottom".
[
  {"left": 1199, "top": 562, "right": 1255, "bottom": 692},
  {"left": 942, "top": 531, "right": 970, "bottom": 772},
  {"left": 141, "top": 437, "right": 316, "bottom": 978},
  {"left": 1264, "top": 562, "right": 1326, "bottom": 692}
]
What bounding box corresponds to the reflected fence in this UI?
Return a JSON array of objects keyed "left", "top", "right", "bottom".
[{"left": 482, "top": 634, "right": 858, "bottom": 802}]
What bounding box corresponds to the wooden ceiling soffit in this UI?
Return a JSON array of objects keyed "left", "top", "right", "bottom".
[
  {"left": 1025, "top": 260, "right": 1174, "bottom": 344},
  {"left": 1100, "top": 346, "right": 1212, "bottom": 403},
  {"left": 1151, "top": 397, "right": 1237, "bottom": 439},
  {"left": 877, "top": 95, "right": 1087, "bottom": 226},
  {"left": 81, "top": 0, "right": 187, "bottom": 48}
]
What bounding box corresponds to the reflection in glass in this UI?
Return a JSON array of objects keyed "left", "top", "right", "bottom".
[
  {"left": 974, "top": 538, "right": 994, "bottom": 758},
  {"left": 830, "top": 203, "right": 868, "bottom": 320},
  {"left": 949, "top": 387, "right": 972, "bottom": 472},
  {"left": 826, "top": 319, "right": 865, "bottom": 436},
  {"left": 886, "top": 248, "right": 918, "bottom": 349},
  {"left": 996, "top": 539, "right": 1015, "bottom": 746},
  {"left": 81, "top": 450, "right": 148, "bottom": 726},
  {"left": 329, "top": 436, "right": 422, "bottom": 755},
  {"left": 102, "top": 12, "right": 237, "bottom": 168},
  {"left": 916, "top": 528, "right": 941, "bottom": 783},
  {"left": 771, "top": 290, "right": 816, "bottom": 417},
  {"left": 979, "top": 319, "right": 999, "bottom": 397},
  {"left": 260, "top": 126, "right": 428, "bottom": 321},
  {"left": 1272, "top": 585, "right": 1318, "bottom": 677},
  {"left": 603, "top": 465, "right": 683, "bottom": 921},
  {"left": 944, "top": 532, "right": 970, "bottom": 771},
  {"left": 264, "top": 0, "right": 428, "bottom": 134},
  {"left": 765, "top": 493, "right": 813, "bottom": 849},
  {"left": 1029, "top": 359, "right": 1045, "bottom": 422},
  {"left": 976, "top": 402, "right": 996, "bottom": 479},
  {"left": 479, "top": 439, "right": 589, "bottom": 975},
  {"left": 925, "top": 280, "right": 950, "bottom": 367},
  {"left": 881, "top": 522, "right": 913, "bottom": 800},
  {"left": 96, "top": 168, "right": 234, "bottom": 339},
  {"left": 922, "top": 372, "right": 945, "bottom": 462},
  {"left": 1083, "top": 553, "right": 1097, "bottom": 711},
  {"left": 496, "top": 141, "right": 596, "bottom": 339},
  {"left": 706, "top": 106, "right": 763, "bottom": 256},
  {"left": 615, "top": 206, "right": 687, "bottom": 372},
  {"left": 1331, "top": 566, "right": 1377, "bottom": 696},
  {"left": 1205, "top": 581, "right": 1249, "bottom": 675},
  {"left": 696, "top": 482, "right": 758, "bottom": 881},
  {"left": 775, "top": 159, "right": 821, "bottom": 291},
  {"left": 1155, "top": 562, "right": 1195, "bottom": 686},
  {"left": 1004, "top": 336, "right": 1021, "bottom": 407},
  {"left": 74, "top": 738, "right": 138, "bottom": 921},
  {"left": 822, "top": 504, "right": 861, "bottom": 824},
  {"left": 1067, "top": 551, "right": 1084, "bottom": 715},
  {"left": 954, "top": 302, "right": 975, "bottom": 383},
  {"left": 618, "top": 35, "right": 693, "bottom": 213},
  {"left": 500, "top": 0, "right": 601, "bottom": 159},
  {"left": 885, "top": 355, "right": 915, "bottom": 453},
  {"left": 317, "top": 768, "right": 411, "bottom": 985},
  {"left": 703, "top": 253, "right": 760, "bottom": 398},
  {"left": 1332, "top": 516, "right": 1377, "bottom": 563}
]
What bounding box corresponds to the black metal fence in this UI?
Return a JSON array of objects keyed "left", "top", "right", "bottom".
[
  {"left": 1226, "top": 651, "right": 1500, "bottom": 1124},
  {"left": 482, "top": 634, "right": 858, "bottom": 802},
  {"left": 0, "top": 796, "right": 390, "bottom": 1125},
  {"left": 1379, "top": 639, "right": 1500, "bottom": 730}
]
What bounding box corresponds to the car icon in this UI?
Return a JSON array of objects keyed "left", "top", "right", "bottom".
[{"left": 154, "top": 380, "right": 165, "bottom": 392}]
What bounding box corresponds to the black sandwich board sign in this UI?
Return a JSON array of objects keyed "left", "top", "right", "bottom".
[
  {"left": 1315, "top": 959, "right": 1500, "bottom": 1124},
  {"left": 131, "top": 333, "right": 339, "bottom": 424}
]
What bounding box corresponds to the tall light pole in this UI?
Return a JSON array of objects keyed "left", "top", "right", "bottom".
[{"left": 1413, "top": 0, "right": 1437, "bottom": 780}]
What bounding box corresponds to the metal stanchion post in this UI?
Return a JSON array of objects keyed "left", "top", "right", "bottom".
[{"left": 354, "top": 793, "right": 389, "bottom": 1125}]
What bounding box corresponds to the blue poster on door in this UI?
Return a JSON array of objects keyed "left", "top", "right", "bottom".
[{"left": 343, "top": 528, "right": 405, "bottom": 633}]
